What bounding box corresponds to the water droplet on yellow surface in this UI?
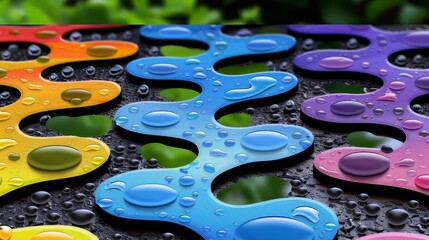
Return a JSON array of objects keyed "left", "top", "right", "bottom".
[
  {"left": 99, "top": 88, "right": 110, "bottom": 96},
  {"left": 91, "top": 156, "right": 105, "bottom": 165},
  {"left": 0, "top": 139, "right": 17, "bottom": 150},
  {"left": 7, "top": 177, "right": 24, "bottom": 186},
  {"left": 20, "top": 78, "right": 28, "bottom": 83},
  {"left": 0, "top": 225, "right": 12, "bottom": 240},
  {"left": 0, "top": 112, "right": 12, "bottom": 121},
  {"left": 25, "top": 69, "right": 34, "bottom": 74},
  {"left": 0, "top": 163, "right": 6, "bottom": 170},
  {"left": 84, "top": 144, "right": 102, "bottom": 151},
  {"left": 35, "top": 30, "right": 57, "bottom": 39},
  {"left": 37, "top": 56, "right": 50, "bottom": 63},
  {"left": 8, "top": 153, "right": 20, "bottom": 161},
  {"left": 82, "top": 164, "right": 91, "bottom": 171},
  {"left": 22, "top": 97, "right": 36, "bottom": 105},
  {"left": 4, "top": 126, "right": 14, "bottom": 133},
  {"left": 61, "top": 89, "right": 92, "bottom": 105},
  {"left": 28, "top": 83, "right": 44, "bottom": 90},
  {"left": 0, "top": 68, "right": 7, "bottom": 78},
  {"left": 42, "top": 100, "right": 51, "bottom": 106},
  {"left": 31, "top": 231, "right": 74, "bottom": 240},
  {"left": 87, "top": 45, "right": 118, "bottom": 57}
]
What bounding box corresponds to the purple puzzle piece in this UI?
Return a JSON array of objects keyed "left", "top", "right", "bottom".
[{"left": 291, "top": 25, "right": 429, "bottom": 196}]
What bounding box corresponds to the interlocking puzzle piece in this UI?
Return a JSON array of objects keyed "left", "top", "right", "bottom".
[
  {"left": 291, "top": 25, "right": 429, "bottom": 196},
  {"left": 358, "top": 232, "right": 429, "bottom": 240},
  {"left": 0, "top": 225, "right": 98, "bottom": 240},
  {"left": 0, "top": 25, "right": 138, "bottom": 197},
  {"left": 96, "top": 25, "right": 338, "bottom": 240}
]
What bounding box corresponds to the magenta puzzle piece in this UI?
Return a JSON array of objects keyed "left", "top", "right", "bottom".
[{"left": 291, "top": 25, "right": 429, "bottom": 196}]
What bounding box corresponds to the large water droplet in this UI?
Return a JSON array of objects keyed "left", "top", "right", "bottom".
[
  {"left": 28, "top": 146, "right": 82, "bottom": 171},
  {"left": 31, "top": 191, "right": 51, "bottom": 205},
  {"left": 415, "top": 174, "right": 429, "bottom": 190},
  {"left": 405, "top": 32, "right": 429, "bottom": 47},
  {"left": 32, "top": 232, "right": 74, "bottom": 240},
  {"left": 234, "top": 217, "right": 314, "bottom": 240},
  {"left": 401, "top": 119, "right": 423, "bottom": 130},
  {"left": 339, "top": 152, "right": 390, "bottom": 177},
  {"left": 415, "top": 76, "right": 429, "bottom": 90},
  {"left": 124, "top": 184, "right": 177, "bottom": 207},
  {"left": 179, "top": 175, "right": 195, "bottom": 186},
  {"left": 395, "top": 158, "right": 415, "bottom": 167},
  {"left": 247, "top": 39, "right": 278, "bottom": 52},
  {"left": 292, "top": 206, "right": 320, "bottom": 223},
  {"left": 385, "top": 208, "right": 409, "bottom": 226},
  {"left": 69, "top": 209, "right": 95, "bottom": 226},
  {"left": 319, "top": 57, "right": 354, "bottom": 69},
  {"left": 159, "top": 26, "right": 191, "bottom": 36},
  {"left": 241, "top": 131, "right": 288, "bottom": 151},
  {"left": 224, "top": 76, "right": 277, "bottom": 100},
  {"left": 0, "top": 139, "right": 17, "bottom": 150},
  {"left": 147, "top": 63, "right": 178, "bottom": 75},
  {"left": 179, "top": 197, "right": 196, "bottom": 207},
  {"left": 87, "top": 45, "right": 118, "bottom": 57},
  {"left": 61, "top": 89, "right": 92, "bottom": 105},
  {"left": 388, "top": 81, "right": 406, "bottom": 91},
  {"left": 141, "top": 111, "right": 180, "bottom": 127},
  {"left": 330, "top": 101, "right": 366, "bottom": 116}
]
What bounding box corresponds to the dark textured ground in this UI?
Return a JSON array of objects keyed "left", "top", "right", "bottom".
[{"left": 1, "top": 25, "right": 429, "bottom": 240}]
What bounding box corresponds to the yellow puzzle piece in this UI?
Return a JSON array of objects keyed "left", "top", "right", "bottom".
[{"left": 0, "top": 225, "right": 98, "bottom": 240}]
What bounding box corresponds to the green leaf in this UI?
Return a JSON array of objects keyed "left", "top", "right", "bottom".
[
  {"left": 140, "top": 143, "right": 196, "bottom": 168},
  {"left": 71, "top": 1, "right": 111, "bottom": 23},
  {"left": 347, "top": 131, "right": 402, "bottom": 148},
  {"left": 217, "top": 176, "right": 291, "bottom": 205},
  {"left": 0, "top": 0, "right": 11, "bottom": 15},
  {"left": 21, "top": 2, "right": 54, "bottom": 24},
  {"left": 399, "top": 3, "right": 428, "bottom": 24},
  {"left": 218, "top": 113, "right": 252, "bottom": 127},
  {"left": 323, "top": 83, "right": 365, "bottom": 94},
  {"left": 46, "top": 115, "right": 112, "bottom": 137},
  {"left": 159, "top": 88, "right": 199, "bottom": 101},
  {"left": 132, "top": 0, "right": 149, "bottom": 15},
  {"left": 366, "top": 0, "right": 403, "bottom": 22},
  {"left": 189, "top": 5, "right": 221, "bottom": 24},
  {"left": 160, "top": 45, "right": 205, "bottom": 57},
  {"left": 240, "top": 6, "right": 261, "bottom": 23},
  {"left": 320, "top": 0, "right": 361, "bottom": 23},
  {"left": 217, "top": 63, "right": 268, "bottom": 75}
]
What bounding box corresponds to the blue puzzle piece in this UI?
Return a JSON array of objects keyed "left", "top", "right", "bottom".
[{"left": 95, "top": 25, "right": 338, "bottom": 240}]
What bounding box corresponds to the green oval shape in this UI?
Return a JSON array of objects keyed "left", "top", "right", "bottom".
[
  {"left": 61, "top": 89, "right": 92, "bottom": 105},
  {"left": 323, "top": 83, "right": 365, "bottom": 94},
  {"left": 159, "top": 88, "right": 199, "bottom": 102},
  {"left": 347, "top": 131, "right": 402, "bottom": 148},
  {"left": 140, "top": 143, "right": 196, "bottom": 168},
  {"left": 217, "top": 176, "right": 291, "bottom": 205},
  {"left": 46, "top": 115, "right": 112, "bottom": 137},
  {"left": 160, "top": 45, "right": 205, "bottom": 57},
  {"left": 218, "top": 113, "right": 252, "bottom": 127},
  {"left": 28, "top": 146, "right": 82, "bottom": 171},
  {"left": 217, "top": 63, "right": 268, "bottom": 75}
]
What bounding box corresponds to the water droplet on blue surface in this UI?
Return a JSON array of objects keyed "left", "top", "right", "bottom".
[
  {"left": 203, "top": 140, "right": 213, "bottom": 147},
  {"left": 124, "top": 184, "right": 178, "bottom": 207},
  {"left": 235, "top": 153, "right": 249, "bottom": 162},
  {"left": 218, "top": 130, "right": 228, "bottom": 138},
  {"left": 105, "top": 181, "right": 126, "bottom": 191},
  {"left": 115, "top": 116, "right": 129, "bottom": 125},
  {"left": 292, "top": 206, "right": 320, "bottom": 223},
  {"left": 147, "top": 63, "right": 178, "bottom": 75},
  {"left": 178, "top": 215, "right": 192, "bottom": 223},
  {"left": 141, "top": 111, "right": 180, "bottom": 127},
  {"left": 204, "top": 163, "right": 215, "bottom": 173},
  {"left": 194, "top": 72, "right": 207, "bottom": 79},
  {"left": 159, "top": 26, "right": 191, "bottom": 36},
  {"left": 96, "top": 198, "right": 114, "bottom": 208},
  {"left": 247, "top": 39, "right": 278, "bottom": 52},
  {"left": 179, "top": 197, "right": 196, "bottom": 207},
  {"left": 179, "top": 175, "right": 195, "bottom": 186},
  {"left": 224, "top": 76, "right": 277, "bottom": 100},
  {"left": 210, "top": 148, "right": 227, "bottom": 157},
  {"left": 187, "top": 111, "right": 199, "bottom": 120},
  {"left": 224, "top": 139, "right": 235, "bottom": 147},
  {"left": 241, "top": 131, "right": 288, "bottom": 151}
]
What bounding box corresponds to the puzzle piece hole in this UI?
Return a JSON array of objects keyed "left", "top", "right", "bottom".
[
  {"left": 140, "top": 142, "right": 197, "bottom": 168},
  {"left": 45, "top": 115, "right": 112, "bottom": 137},
  {"left": 0, "top": 86, "right": 20, "bottom": 107},
  {"left": 0, "top": 42, "right": 50, "bottom": 61},
  {"left": 62, "top": 26, "right": 135, "bottom": 42},
  {"left": 388, "top": 49, "right": 429, "bottom": 69},
  {"left": 347, "top": 131, "right": 403, "bottom": 149},
  {"left": 221, "top": 25, "right": 285, "bottom": 36},
  {"left": 410, "top": 94, "right": 429, "bottom": 117},
  {"left": 292, "top": 34, "right": 369, "bottom": 51}
]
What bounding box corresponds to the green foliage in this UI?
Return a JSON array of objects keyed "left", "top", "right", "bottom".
[
  {"left": 347, "top": 131, "right": 402, "bottom": 148},
  {"left": 217, "top": 176, "right": 291, "bottom": 205},
  {"left": 46, "top": 115, "right": 112, "bottom": 137},
  {"left": 217, "top": 63, "right": 268, "bottom": 75},
  {"left": 218, "top": 113, "right": 252, "bottom": 127},
  {"left": 160, "top": 45, "right": 205, "bottom": 57},
  {"left": 159, "top": 88, "right": 199, "bottom": 101},
  {"left": 140, "top": 143, "right": 196, "bottom": 168}
]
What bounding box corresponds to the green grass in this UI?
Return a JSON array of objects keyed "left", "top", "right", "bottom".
[
  {"left": 140, "top": 142, "right": 196, "bottom": 168},
  {"left": 46, "top": 115, "right": 112, "bottom": 137}
]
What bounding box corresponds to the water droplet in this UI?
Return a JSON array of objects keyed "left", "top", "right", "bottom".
[
  {"left": 395, "top": 158, "right": 415, "bottom": 167},
  {"left": 319, "top": 57, "right": 354, "bottom": 69},
  {"left": 385, "top": 208, "right": 409, "bottom": 226},
  {"left": 324, "top": 223, "right": 337, "bottom": 232},
  {"left": 415, "top": 174, "right": 429, "bottom": 189},
  {"left": 363, "top": 203, "right": 381, "bottom": 217},
  {"left": 123, "top": 184, "right": 177, "bottom": 207},
  {"left": 179, "top": 175, "right": 195, "bottom": 186},
  {"left": 159, "top": 26, "right": 191, "bottom": 36},
  {"left": 35, "top": 30, "right": 57, "bottom": 39},
  {"left": 105, "top": 181, "right": 126, "bottom": 191},
  {"left": 37, "top": 55, "right": 49, "bottom": 63},
  {"left": 224, "top": 76, "right": 277, "bottom": 100},
  {"left": 0, "top": 139, "right": 17, "bottom": 150},
  {"left": 21, "top": 97, "right": 35, "bottom": 105},
  {"left": 405, "top": 32, "right": 429, "bottom": 47},
  {"left": 393, "top": 107, "right": 404, "bottom": 115},
  {"left": 210, "top": 148, "right": 227, "bottom": 157},
  {"left": 178, "top": 215, "right": 192, "bottom": 223},
  {"left": 203, "top": 163, "right": 215, "bottom": 173},
  {"left": 179, "top": 197, "right": 196, "bottom": 207},
  {"left": 69, "top": 209, "right": 95, "bottom": 226},
  {"left": 241, "top": 131, "right": 288, "bottom": 151},
  {"left": 202, "top": 140, "right": 213, "bottom": 147},
  {"left": 186, "top": 111, "right": 199, "bottom": 120},
  {"left": 115, "top": 116, "right": 129, "bottom": 125},
  {"left": 99, "top": 88, "right": 110, "bottom": 96},
  {"left": 327, "top": 187, "right": 343, "bottom": 200},
  {"left": 141, "top": 111, "right": 180, "bottom": 127},
  {"left": 87, "top": 45, "right": 118, "bottom": 57},
  {"left": 8, "top": 153, "right": 20, "bottom": 161},
  {"left": 235, "top": 217, "right": 314, "bottom": 240},
  {"left": 31, "top": 191, "right": 51, "bottom": 205},
  {"left": 147, "top": 63, "right": 178, "bottom": 75},
  {"left": 401, "top": 119, "right": 424, "bottom": 130},
  {"left": 339, "top": 152, "right": 390, "bottom": 177},
  {"left": 28, "top": 146, "right": 82, "bottom": 171},
  {"left": 216, "top": 230, "right": 227, "bottom": 237},
  {"left": 193, "top": 72, "right": 207, "bottom": 79},
  {"left": 0, "top": 111, "right": 11, "bottom": 121},
  {"left": 235, "top": 153, "right": 249, "bottom": 162},
  {"left": 292, "top": 206, "right": 320, "bottom": 223},
  {"left": 62, "top": 66, "right": 74, "bottom": 78},
  {"left": 224, "top": 139, "right": 235, "bottom": 147},
  {"left": 28, "top": 44, "right": 41, "bottom": 57},
  {"left": 61, "top": 89, "right": 92, "bottom": 105},
  {"left": 247, "top": 39, "right": 278, "bottom": 52},
  {"left": 7, "top": 177, "right": 24, "bottom": 186},
  {"left": 32, "top": 231, "right": 74, "bottom": 240},
  {"left": 330, "top": 101, "right": 366, "bottom": 116},
  {"left": 28, "top": 83, "right": 44, "bottom": 91},
  {"left": 109, "top": 64, "right": 124, "bottom": 76}
]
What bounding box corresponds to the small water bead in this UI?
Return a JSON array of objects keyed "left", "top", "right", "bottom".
[
  {"left": 178, "top": 215, "right": 192, "bottom": 223},
  {"left": 8, "top": 153, "right": 20, "bottom": 161},
  {"left": 247, "top": 39, "right": 278, "bottom": 52},
  {"left": 179, "top": 175, "right": 195, "bottom": 186},
  {"left": 137, "top": 84, "right": 149, "bottom": 97},
  {"left": 241, "top": 131, "right": 288, "bottom": 151},
  {"left": 269, "top": 104, "right": 280, "bottom": 113},
  {"left": 1, "top": 50, "right": 11, "bottom": 60},
  {"left": 8, "top": 43, "right": 18, "bottom": 52},
  {"left": 302, "top": 38, "right": 314, "bottom": 50},
  {"left": 70, "top": 31, "right": 83, "bottom": 41},
  {"left": 187, "top": 111, "right": 199, "bottom": 120},
  {"left": 401, "top": 119, "right": 424, "bottom": 130},
  {"left": 145, "top": 158, "right": 158, "bottom": 168},
  {"left": 380, "top": 145, "right": 393, "bottom": 153},
  {"left": 48, "top": 73, "right": 58, "bottom": 81},
  {"left": 415, "top": 174, "right": 429, "bottom": 190},
  {"left": 395, "top": 54, "right": 407, "bottom": 66},
  {"left": 224, "top": 139, "right": 235, "bottom": 147},
  {"left": 395, "top": 158, "right": 415, "bottom": 167},
  {"left": 194, "top": 131, "right": 206, "bottom": 138},
  {"left": 91, "top": 33, "right": 102, "bottom": 40},
  {"left": 46, "top": 212, "right": 61, "bottom": 223},
  {"left": 319, "top": 57, "right": 354, "bottom": 69},
  {"left": 356, "top": 225, "right": 368, "bottom": 235},
  {"left": 69, "top": 209, "right": 95, "bottom": 226},
  {"left": 148, "top": 63, "right": 178, "bottom": 75},
  {"left": 107, "top": 32, "right": 117, "bottom": 40},
  {"left": 24, "top": 205, "right": 39, "bottom": 216},
  {"left": 373, "top": 108, "right": 383, "bottom": 115},
  {"left": 414, "top": 54, "right": 423, "bottom": 63},
  {"left": 419, "top": 131, "right": 429, "bottom": 137},
  {"left": 61, "top": 201, "right": 74, "bottom": 210},
  {"left": 407, "top": 200, "right": 419, "bottom": 209},
  {"left": 85, "top": 66, "right": 96, "bottom": 76},
  {"left": 217, "top": 130, "right": 228, "bottom": 138},
  {"left": 363, "top": 203, "right": 381, "bottom": 217},
  {"left": 415, "top": 76, "right": 429, "bottom": 90},
  {"left": 179, "top": 197, "right": 196, "bottom": 207},
  {"left": 0, "top": 91, "right": 10, "bottom": 100},
  {"left": 62, "top": 66, "right": 75, "bottom": 78},
  {"left": 385, "top": 208, "right": 409, "bottom": 226},
  {"left": 161, "top": 232, "right": 175, "bottom": 240},
  {"left": 393, "top": 107, "right": 404, "bottom": 115},
  {"left": 202, "top": 140, "right": 213, "bottom": 147},
  {"left": 87, "top": 45, "right": 118, "bottom": 57},
  {"left": 234, "top": 153, "right": 248, "bottom": 162},
  {"left": 216, "top": 230, "right": 227, "bottom": 237},
  {"left": 15, "top": 214, "right": 26, "bottom": 223},
  {"left": 109, "top": 64, "right": 124, "bottom": 76},
  {"left": 345, "top": 200, "right": 358, "bottom": 210},
  {"left": 203, "top": 163, "right": 215, "bottom": 173},
  {"left": 28, "top": 44, "right": 41, "bottom": 57},
  {"left": 296, "top": 187, "right": 308, "bottom": 196},
  {"left": 31, "top": 191, "right": 51, "bottom": 205},
  {"left": 358, "top": 193, "right": 369, "bottom": 203},
  {"left": 210, "top": 148, "right": 227, "bottom": 157},
  {"left": 141, "top": 111, "right": 180, "bottom": 127},
  {"left": 327, "top": 187, "right": 343, "bottom": 200},
  {"left": 346, "top": 38, "right": 358, "bottom": 49},
  {"left": 74, "top": 192, "right": 86, "bottom": 203}
]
